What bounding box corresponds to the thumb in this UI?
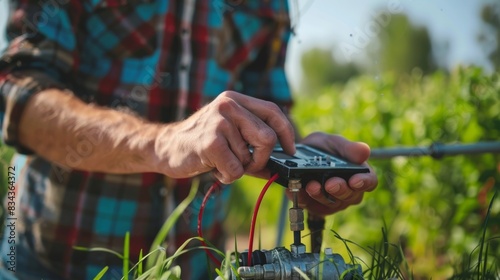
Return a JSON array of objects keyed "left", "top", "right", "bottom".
[
  {"left": 302, "top": 133, "right": 370, "bottom": 164},
  {"left": 340, "top": 140, "right": 371, "bottom": 164}
]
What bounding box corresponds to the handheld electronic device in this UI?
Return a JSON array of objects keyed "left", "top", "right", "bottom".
[{"left": 267, "top": 144, "right": 370, "bottom": 187}]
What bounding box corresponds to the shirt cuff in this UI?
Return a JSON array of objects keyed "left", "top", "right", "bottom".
[{"left": 1, "top": 71, "right": 65, "bottom": 154}]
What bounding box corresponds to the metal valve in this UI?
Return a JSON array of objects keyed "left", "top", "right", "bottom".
[
  {"left": 215, "top": 177, "right": 362, "bottom": 279},
  {"left": 218, "top": 247, "right": 362, "bottom": 280}
]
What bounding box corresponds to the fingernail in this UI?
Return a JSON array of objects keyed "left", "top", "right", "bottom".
[
  {"left": 327, "top": 183, "right": 341, "bottom": 194},
  {"left": 352, "top": 181, "right": 364, "bottom": 189}
]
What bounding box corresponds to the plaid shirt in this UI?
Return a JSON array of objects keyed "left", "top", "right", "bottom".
[{"left": 0, "top": 0, "right": 292, "bottom": 279}]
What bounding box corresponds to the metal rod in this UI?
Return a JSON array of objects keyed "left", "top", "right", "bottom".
[
  {"left": 293, "top": 231, "right": 301, "bottom": 245},
  {"left": 275, "top": 191, "right": 289, "bottom": 247},
  {"left": 307, "top": 214, "right": 325, "bottom": 254},
  {"left": 370, "top": 141, "right": 500, "bottom": 159}
]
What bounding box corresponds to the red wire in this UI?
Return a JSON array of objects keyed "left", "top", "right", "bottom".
[
  {"left": 197, "top": 180, "right": 222, "bottom": 267},
  {"left": 247, "top": 173, "right": 279, "bottom": 266}
]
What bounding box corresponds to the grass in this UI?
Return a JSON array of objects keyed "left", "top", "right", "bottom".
[
  {"left": 0, "top": 146, "right": 497, "bottom": 279},
  {"left": 450, "top": 191, "right": 499, "bottom": 280},
  {"left": 77, "top": 189, "right": 498, "bottom": 280},
  {"left": 331, "top": 228, "right": 410, "bottom": 280},
  {"left": 74, "top": 178, "right": 229, "bottom": 280}
]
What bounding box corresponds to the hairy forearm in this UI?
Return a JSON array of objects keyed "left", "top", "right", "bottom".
[
  {"left": 18, "top": 88, "right": 163, "bottom": 173},
  {"left": 17, "top": 89, "right": 297, "bottom": 182}
]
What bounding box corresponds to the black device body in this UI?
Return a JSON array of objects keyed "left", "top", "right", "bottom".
[{"left": 268, "top": 144, "right": 370, "bottom": 187}]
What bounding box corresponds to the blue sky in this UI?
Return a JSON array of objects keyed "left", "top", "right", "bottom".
[
  {"left": 0, "top": 0, "right": 494, "bottom": 89},
  {"left": 286, "top": 0, "right": 493, "bottom": 88}
]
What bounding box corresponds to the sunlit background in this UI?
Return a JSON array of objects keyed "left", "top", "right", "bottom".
[
  {"left": 285, "top": 0, "right": 496, "bottom": 89},
  {"left": 1, "top": 1, "right": 499, "bottom": 279},
  {"left": 0, "top": 0, "right": 497, "bottom": 88}
]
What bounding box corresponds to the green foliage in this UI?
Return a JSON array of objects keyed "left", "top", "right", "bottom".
[
  {"left": 450, "top": 192, "right": 499, "bottom": 279},
  {"left": 331, "top": 228, "right": 411, "bottom": 279},
  {"left": 0, "top": 66, "right": 498, "bottom": 278},
  {"left": 93, "top": 266, "right": 108, "bottom": 280},
  {"left": 300, "top": 47, "right": 361, "bottom": 92},
  {"left": 369, "top": 13, "right": 435, "bottom": 76},
  {"left": 74, "top": 180, "right": 229, "bottom": 279},
  {"left": 289, "top": 67, "right": 500, "bottom": 278},
  {"left": 479, "top": 2, "right": 500, "bottom": 70},
  {"left": 146, "top": 178, "right": 200, "bottom": 269}
]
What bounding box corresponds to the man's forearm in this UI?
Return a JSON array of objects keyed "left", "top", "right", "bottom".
[
  {"left": 18, "top": 88, "right": 164, "bottom": 174},
  {"left": 17, "top": 89, "right": 297, "bottom": 182}
]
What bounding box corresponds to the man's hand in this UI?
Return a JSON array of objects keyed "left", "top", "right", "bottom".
[
  {"left": 155, "top": 91, "right": 296, "bottom": 183},
  {"left": 18, "top": 88, "right": 294, "bottom": 179},
  {"left": 292, "top": 132, "right": 378, "bottom": 216}
]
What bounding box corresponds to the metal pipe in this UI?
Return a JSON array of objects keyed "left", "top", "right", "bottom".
[{"left": 370, "top": 141, "right": 500, "bottom": 159}]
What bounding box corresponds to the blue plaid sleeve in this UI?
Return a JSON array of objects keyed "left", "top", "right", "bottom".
[{"left": 0, "top": 0, "right": 83, "bottom": 153}]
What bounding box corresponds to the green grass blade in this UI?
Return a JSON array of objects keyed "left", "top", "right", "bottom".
[
  {"left": 123, "top": 231, "right": 130, "bottom": 280},
  {"left": 127, "top": 247, "right": 166, "bottom": 277},
  {"left": 73, "top": 246, "right": 124, "bottom": 259},
  {"left": 477, "top": 190, "right": 497, "bottom": 279},
  {"left": 166, "top": 236, "right": 226, "bottom": 268},
  {"left": 215, "top": 267, "right": 226, "bottom": 279},
  {"left": 233, "top": 232, "right": 240, "bottom": 270},
  {"left": 293, "top": 266, "right": 311, "bottom": 280},
  {"left": 93, "top": 266, "right": 108, "bottom": 280},
  {"left": 147, "top": 178, "right": 200, "bottom": 268},
  {"left": 138, "top": 249, "right": 143, "bottom": 276}
]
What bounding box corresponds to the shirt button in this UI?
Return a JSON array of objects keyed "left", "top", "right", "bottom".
[{"left": 159, "top": 187, "right": 167, "bottom": 197}]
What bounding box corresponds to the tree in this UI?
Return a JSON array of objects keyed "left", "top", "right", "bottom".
[
  {"left": 300, "top": 47, "right": 360, "bottom": 93},
  {"left": 371, "top": 13, "right": 436, "bottom": 76},
  {"left": 478, "top": 3, "right": 500, "bottom": 71}
]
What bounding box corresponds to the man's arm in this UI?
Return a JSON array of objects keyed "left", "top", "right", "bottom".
[
  {"left": 18, "top": 88, "right": 295, "bottom": 183},
  {"left": 18, "top": 88, "right": 162, "bottom": 174},
  {"left": 1, "top": 1, "right": 295, "bottom": 183}
]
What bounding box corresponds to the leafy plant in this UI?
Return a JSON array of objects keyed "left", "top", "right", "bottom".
[
  {"left": 0, "top": 67, "right": 499, "bottom": 279},
  {"left": 234, "top": 66, "right": 500, "bottom": 279}
]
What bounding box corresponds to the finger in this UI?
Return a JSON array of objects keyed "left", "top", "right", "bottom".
[
  {"left": 211, "top": 153, "right": 244, "bottom": 184},
  {"left": 304, "top": 183, "right": 364, "bottom": 209},
  {"left": 304, "top": 181, "right": 337, "bottom": 206},
  {"left": 306, "top": 178, "right": 353, "bottom": 203},
  {"left": 218, "top": 98, "right": 278, "bottom": 172},
  {"left": 237, "top": 118, "right": 276, "bottom": 173},
  {"left": 323, "top": 177, "right": 354, "bottom": 201},
  {"left": 221, "top": 91, "right": 296, "bottom": 155},
  {"left": 339, "top": 192, "right": 364, "bottom": 207},
  {"left": 327, "top": 136, "right": 370, "bottom": 164},
  {"left": 203, "top": 136, "right": 244, "bottom": 184},
  {"left": 348, "top": 162, "right": 378, "bottom": 192},
  {"left": 302, "top": 133, "right": 370, "bottom": 164},
  {"left": 291, "top": 189, "right": 350, "bottom": 216},
  {"left": 221, "top": 120, "right": 253, "bottom": 167}
]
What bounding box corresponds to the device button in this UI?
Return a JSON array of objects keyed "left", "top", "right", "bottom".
[{"left": 284, "top": 160, "right": 298, "bottom": 167}]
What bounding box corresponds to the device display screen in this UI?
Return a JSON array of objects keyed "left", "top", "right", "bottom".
[{"left": 270, "top": 151, "right": 298, "bottom": 160}]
